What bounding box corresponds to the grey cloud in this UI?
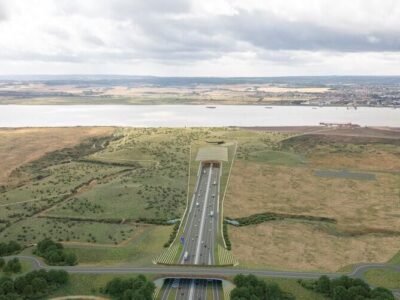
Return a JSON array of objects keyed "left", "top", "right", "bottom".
[
  {"left": 222, "top": 10, "right": 400, "bottom": 52},
  {"left": 0, "top": 1, "right": 7, "bottom": 21}
]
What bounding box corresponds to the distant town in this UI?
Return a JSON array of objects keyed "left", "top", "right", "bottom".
[{"left": 0, "top": 76, "right": 399, "bottom": 107}]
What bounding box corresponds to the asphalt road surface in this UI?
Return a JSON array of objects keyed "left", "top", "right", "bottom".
[
  {"left": 163, "top": 162, "right": 221, "bottom": 299},
  {"left": 6, "top": 256, "right": 400, "bottom": 298}
]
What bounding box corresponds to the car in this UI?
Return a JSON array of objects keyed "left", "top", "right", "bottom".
[
  {"left": 210, "top": 211, "right": 214, "bottom": 217},
  {"left": 196, "top": 202, "right": 199, "bottom": 206},
  {"left": 183, "top": 251, "right": 189, "bottom": 261}
]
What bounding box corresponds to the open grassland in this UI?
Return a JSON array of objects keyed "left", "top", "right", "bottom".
[
  {"left": 0, "top": 127, "right": 114, "bottom": 185},
  {"left": 364, "top": 269, "right": 400, "bottom": 290},
  {"left": 0, "top": 127, "right": 243, "bottom": 266},
  {"left": 230, "top": 221, "right": 400, "bottom": 272},
  {"left": 0, "top": 217, "right": 140, "bottom": 245},
  {"left": 225, "top": 129, "right": 400, "bottom": 271},
  {"left": 225, "top": 161, "right": 400, "bottom": 232},
  {"left": 64, "top": 225, "right": 171, "bottom": 266},
  {"left": 2, "top": 126, "right": 399, "bottom": 272}
]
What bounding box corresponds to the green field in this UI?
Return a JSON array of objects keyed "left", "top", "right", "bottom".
[{"left": 364, "top": 269, "right": 400, "bottom": 290}]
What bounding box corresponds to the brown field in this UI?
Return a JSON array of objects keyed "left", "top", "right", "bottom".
[
  {"left": 231, "top": 221, "right": 400, "bottom": 272},
  {"left": 0, "top": 127, "right": 115, "bottom": 184},
  {"left": 225, "top": 130, "right": 400, "bottom": 271},
  {"left": 225, "top": 161, "right": 400, "bottom": 232}
]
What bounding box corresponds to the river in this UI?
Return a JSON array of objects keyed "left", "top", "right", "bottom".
[{"left": 0, "top": 105, "right": 399, "bottom": 127}]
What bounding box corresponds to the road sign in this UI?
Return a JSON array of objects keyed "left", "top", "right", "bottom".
[{"left": 180, "top": 236, "right": 185, "bottom": 244}]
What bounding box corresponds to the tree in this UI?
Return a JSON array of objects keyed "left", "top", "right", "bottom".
[
  {"left": 3, "top": 258, "right": 21, "bottom": 274},
  {"left": 371, "top": 287, "right": 395, "bottom": 300},
  {"left": 333, "top": 286, "right": 350, "bottom": 300},
  {"left": 0, "top": 258, "right": 4, "bottom": 270},
  {"left": 22, "top": 285, "right": 33, "bottom": 298},
  {"left": 316, "top": 275, "right": 331, "bottom": 295},
  {"left": 65, "top": 253, "right": 78, "bottom": 266}
]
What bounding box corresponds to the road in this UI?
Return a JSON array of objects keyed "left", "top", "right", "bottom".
[
  {"left": 163, "top": 162, "right": 221, "bottom": 299},
  {"left": 6, "top": 256, "right": 400, "bottom": 298}
]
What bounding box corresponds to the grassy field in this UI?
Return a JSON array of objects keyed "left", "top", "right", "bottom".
[
  {"left": 0, "top": 127, "right": 114, "bottom": 185},
  {"left": 0, "top": 217, "right": 140, "bottom": 245},
  {"left": 224, "top": 130, "right": 400, "bottom": 271},
  {"left": 44, "top": 128, "right": 194, "bottom": 221},
  {"left": 1, "top": 126, "right": 399, "bottom": 275},
  {"left": 65, "top": 225, "right": 171, "bottom": 266},
  {"left": 364, "top": 269, "right": 400, "bottom": 290},
  {"left": 230, "top": 221, "right": 400, "bottom": 272}
]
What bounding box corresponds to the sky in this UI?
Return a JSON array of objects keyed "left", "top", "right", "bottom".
[{"left": 0, "top": 0, "right": 399, "bottom": 76}]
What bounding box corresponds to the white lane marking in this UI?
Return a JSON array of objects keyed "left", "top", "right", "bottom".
[
  {"left": 188, "top": 279, "right": 195, "bottom": 300},
  {"left": 195, "top": 164, "right": 213, "bottom": 265}
]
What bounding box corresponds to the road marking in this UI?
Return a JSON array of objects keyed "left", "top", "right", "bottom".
[{"left": 195, "top": 163, "right": 213, "bottom": 265}]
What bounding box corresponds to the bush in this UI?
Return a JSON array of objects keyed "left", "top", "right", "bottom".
[
  {"left": 163, "top": 221, "right": 180, "bottom": 248},
  {"left": 103, "top": 275, "right": 155, "bottom": 300},
  {"left": 0, "top": 241, "right": 21, "bottom": 256},
  {"left": 223, "top": 223, "right": 231, "bottom": 250},
  {"left": 33, "top": 238, "right": 77, "bottom": 266},
  {"left": 231, "top": 274, "right": 294, "bottom": 300},
  {"left": 0, "top": 258, "right": 4, "bottom": 270},
  {"left": 3, "top": 258, "right": 21, "bottom": 274},
  {"left": 0, "top": 269, "right": 69, "bottom": 299}
]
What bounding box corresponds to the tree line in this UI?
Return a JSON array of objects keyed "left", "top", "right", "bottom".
[
  {"left": 0, "top": 258, "right": 21, "bottom": 274},
  {"left": 300, "top": 275, "right": 394, "bottom": 300},
  {"left": 102, "top": 275, "right": 155, "bottom": 300},
  {"left": 0, "top": 269, "right": 69, "bottom": 299}
]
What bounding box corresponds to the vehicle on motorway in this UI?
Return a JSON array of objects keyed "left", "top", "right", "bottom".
[
  {"left": 196, "top": 202, "right": 199, "bottom": 206},
  {"left": 213, "top": 181, "right": 216, "bottom": 185},
  {"left": 183, "top": 251, "right": 189, "bottom": 261},
  {"left": 210, "top": 211, "right": 214, "bottom": 217},
  {"left": 203, "top": 170, "right": 206, "bottom": 174},
  {"left": 212, "top": 194, "right": 215, "bottom": 198}
]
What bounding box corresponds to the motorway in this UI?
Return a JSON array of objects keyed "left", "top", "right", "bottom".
[{"left": 162, "top": 162, "right": 222, "bottom": 300}]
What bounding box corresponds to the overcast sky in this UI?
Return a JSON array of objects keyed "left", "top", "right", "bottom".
[{"left": 0, "top": 0, "right": 399, "bottom": 76}]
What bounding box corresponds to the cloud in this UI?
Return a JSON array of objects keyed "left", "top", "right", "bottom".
[
  {"left": 0, "top": 0, "right": 7, "bottom": 21},
  {"left": 223, "top": 10, "right": 400, "bottom": 52},
  {"left": 0, "top": 0, "right": 399, "bottom": 75}
]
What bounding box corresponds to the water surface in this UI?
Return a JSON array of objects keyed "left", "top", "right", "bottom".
[{"left": 0, "top": 105, "right": 398, "bottom": 127}]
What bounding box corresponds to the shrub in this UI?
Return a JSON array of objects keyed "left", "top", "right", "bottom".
[{"left": 34, "top": 238, "right": 77, "bottom": 266}]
